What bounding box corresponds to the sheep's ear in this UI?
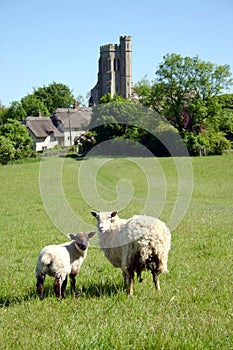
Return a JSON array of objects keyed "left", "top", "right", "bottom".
[
  {"left": 91, "top": 211, "right": 97, "bottom": 217},
  {"left": 111, "top": 211, "right": 117, "bottom": 217},
  {"left": 67, "top": 233, "right": 76, "bottom": 240},
  {"left": 88, "top": 231, "right": 96, "bottom": 239}
]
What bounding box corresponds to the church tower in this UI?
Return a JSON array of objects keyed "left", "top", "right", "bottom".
[{"left": 89, "top": 36, "right": 132, "bottom": 105}]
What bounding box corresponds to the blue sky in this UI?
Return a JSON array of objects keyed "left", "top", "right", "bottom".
[{"left": 0, "top": 0, "right": 233, "bottom": 106}]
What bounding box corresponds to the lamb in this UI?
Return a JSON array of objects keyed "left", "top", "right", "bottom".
[
  {"left": 35, "top": 231, "right": 95, "bottom": 299},
  {"left": 91, "top": 211, "right": 171, "bottom": 296}
]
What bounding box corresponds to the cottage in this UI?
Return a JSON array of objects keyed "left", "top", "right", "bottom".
[
  {"left": 25, "top": 117, "right": 63, "bottom": 152},
  {"left": 25, "top": 107, "right": 93, "bottom": 151},
  {"left": 51, "top": 107, "right": 92, "bottom": 147}
]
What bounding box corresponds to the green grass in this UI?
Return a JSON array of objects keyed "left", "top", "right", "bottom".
[{"left": 0, "top": 154, "right": 232, "bottom": 349}]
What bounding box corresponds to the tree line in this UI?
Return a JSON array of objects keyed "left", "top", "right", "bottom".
[{"left": 0, "top": 54, "right": 233, "bottom": 163}]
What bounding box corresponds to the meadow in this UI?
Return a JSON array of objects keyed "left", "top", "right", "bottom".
[{"left": 0, "top": 153, "right": 232, "bottom": 349}]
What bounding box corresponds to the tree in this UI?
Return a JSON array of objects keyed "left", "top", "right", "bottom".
[
  {"left": 99, "top": 93, "right": 131, "bottom": 104},
  {"left": 0, "top": 136, "right": 15, "bottom": 164},
  {"left": 21, "top": 94, "right": 49, "bottom": 117},
  {"left": 86, "top": 102, "right": 180, "bottom": 156},
  {"left": 0, "top": 103, "right": 8, "bottom": 125},
  {"left": 134, "top": 53, "right": 233, "bottom": 154},
  {"left": 4, "top": 101, "right": 27, "bottom": 121},
  {"left": 0, "top": 119, "right": 32, "bottom": 159},
  {"left": 33, "top": 82, "right": 75, "bottom": 113},
  {"left": 76, "top": 95, "right": 85, "bottom": 107}
]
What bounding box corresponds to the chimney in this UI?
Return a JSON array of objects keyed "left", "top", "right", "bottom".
[
  {"left": 38, "top": 110, "right": 42, "bottom": 117},
  {"left": 73, "top": 101, "right": 78, "bottom": 109}
]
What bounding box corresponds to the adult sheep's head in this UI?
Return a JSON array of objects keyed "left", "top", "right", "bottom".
[
  {"left": 68, "top": 231, "right": 96, "bottom": 251},
  {"left": 91, "top": 211, "right": 118, "bottom": 233}
]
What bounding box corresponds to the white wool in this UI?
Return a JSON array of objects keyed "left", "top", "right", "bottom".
[
  {"left": 35, "top": 231, "right": 95, "bottom": 298},
  {"left": 92, "top": 211, "right": 171, "bottom": 295},
  {"left": 36, "top": 241, "right": 86, "bottom": 283}
]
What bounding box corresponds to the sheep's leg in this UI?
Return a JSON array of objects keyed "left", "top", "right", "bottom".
[
  {"left": 61, "top": 277, "right": 68, "bottom": 299},
  {"left": 151, "top": 270, "right": 160, "bottom": 291},
  {"left": 128, "top": 274, "right": 134, "bottom": 296},
  {"left": 54, "top": 277, "right": 62, "bottom": 299},
  {"left": 123, "top": 268, "right": 134, "bottom": 296},
  {"left": 36, "top": 275, "right": 45, "bottom": 299},
  {"left": 70, "top": 272, "right": 77, "bottom": 295}
]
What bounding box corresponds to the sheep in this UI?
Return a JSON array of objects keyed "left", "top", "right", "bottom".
[
  {"left": 35, "top": 231, "right": 95, "bottom": 299},
  {"left": 91, "top": 211, "right": 171, "bottom": 296}
]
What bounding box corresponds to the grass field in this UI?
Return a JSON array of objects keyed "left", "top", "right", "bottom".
[{"left": 0, "top": 154, "right": 232, "bottom": 349}]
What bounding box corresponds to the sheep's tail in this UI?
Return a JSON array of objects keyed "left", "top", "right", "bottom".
[
  {"left": 36, "top": 252, "right": 53, "bottom": 278},
  {"left": 40, "top": 253, "right": 53, "bottom": 266}
]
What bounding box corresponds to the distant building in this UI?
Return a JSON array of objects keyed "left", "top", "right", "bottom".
[
  {"left": 51, "top": 107, "right": 92, "bottom": 147},
  {"left": 25, "top": 107, "right": 92, "bottom": 151},
  {"left": 89, "top": 36, "right": 133, "bottom": 105},
  {"left": 26, "top": 117, "right": 62, "bottom": 152}
]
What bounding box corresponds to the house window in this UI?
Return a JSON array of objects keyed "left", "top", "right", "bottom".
[{"left": 42, "top": 146, "right": 47, "bottom": 151}]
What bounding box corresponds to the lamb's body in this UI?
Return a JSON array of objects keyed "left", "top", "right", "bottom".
[
  {"left": 91, "top": 211, "right": 171, "bottom": 295},
  {"left": 36, "top": 232, "right": 95, "bottom": 299}
]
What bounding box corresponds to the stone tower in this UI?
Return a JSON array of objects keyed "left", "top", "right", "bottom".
[{"left": 89, "top": 36, "right": 132, "bottom": 105}]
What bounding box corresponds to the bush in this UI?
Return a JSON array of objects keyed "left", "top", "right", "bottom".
[
  {"left": 0, "top": 136, "right": 16, "bottom": 164},
  {"left": 184, "top": 130, "right": 231, "bottom": 156}
]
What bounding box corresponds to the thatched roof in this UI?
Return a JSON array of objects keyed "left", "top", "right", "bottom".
[
  {"left": 51, "top": 107, "right": 92, "bottom": 129},
  {"left": 26, "top": 117, "right": 63, "bottom": 138}
]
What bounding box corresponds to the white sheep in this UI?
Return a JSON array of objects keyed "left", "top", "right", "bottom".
[
  {"left": 35, "top": 231, "right": 95, "bottom": 299},
  {"left": 91, "top": 211, "right": 171, "bottom": 296}
]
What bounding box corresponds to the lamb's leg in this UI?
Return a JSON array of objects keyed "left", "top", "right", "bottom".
[
  {"left": 70, "top": 272, "right": 77, "bottom": 295},
  {"left": 36, "top": 275, "right": 45, "bottom": 299},
  {"left": 54, "top": 277, "right": 62, "bottom": 299},
  {"left": 61, "top": 276, "right": 68, "bottom": 299}
]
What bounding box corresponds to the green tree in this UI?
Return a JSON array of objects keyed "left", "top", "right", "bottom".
[
  {"left": 0, "top": 103, "right": 8, "bottom": 125},
  {"left": 33, "top": 82, "right": 75, "bottom": 113},
  {"left": 134, "top": 53, "right": 233, "bottom": 154},
  {"left": 4, "top": 101, "right": 27, "bottom": 121},
  {"left": 0, "top": 135, "right": 16, "bottom": 164},
  {"left": 21, "top": 94, "right": 49, "bottom": 117},
  {"left": 87, "top": 102, "right": 179, "bottom": 156},
  {"left": 135, "top": 54, "right": 232, "bottom": 131},
  {"left": 99, "top": 93, "right": 131, "bottom": 104},
  {"left": 0, "top": 119, "right": 32, "bottom": 159}
]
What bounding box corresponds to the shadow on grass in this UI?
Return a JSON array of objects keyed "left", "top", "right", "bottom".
[
  {"left": 0, "top": 281, "right": 124, "bottom": 307},
  {"left": 79, "top": 281, "right": 125, "bottom": 299},
  {"left": 0, "top": 288, "right": 37, "bottom": 308},
  {"left": 59, "top": 153, "right": 82, "bottom": 160}
]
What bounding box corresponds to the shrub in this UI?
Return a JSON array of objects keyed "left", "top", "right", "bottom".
[{"left": 0, "top": 136, "right": 16, "bottom": 164}]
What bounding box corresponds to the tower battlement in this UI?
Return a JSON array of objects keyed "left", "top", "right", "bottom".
[
  {"left": 100, "top": 43, "right": 117, "bottom": 53},
  {"left": 120, "top": 35, "right": 132, "bottom": 41}
]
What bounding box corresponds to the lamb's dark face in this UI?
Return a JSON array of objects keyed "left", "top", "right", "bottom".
[
  {"left": 91, "top": 211, "right": 117, "bottom": 233},
  {"left": 68, "top": 232, "right": 95, "bottom": 250}
]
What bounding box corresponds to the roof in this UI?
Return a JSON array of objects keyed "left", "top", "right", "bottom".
[
  {"left": 26, "top": 117, "right": 63, "bottom": 138},
  {"left": 52, "top": 107, "right": 92, "bottom": 129}
]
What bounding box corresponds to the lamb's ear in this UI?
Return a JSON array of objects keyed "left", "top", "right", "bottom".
[
  {"left": 111, "top": 211, "right": 117, "bottom": 217},
  {"left": 88, "top": 231, "right": 96, "bottom": 239},
  {"left": 91, "top": 211, "right": 97, "bottom": 218},
  {"left": 67, "top": 233, "right": 76, "bottom": 240}
]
